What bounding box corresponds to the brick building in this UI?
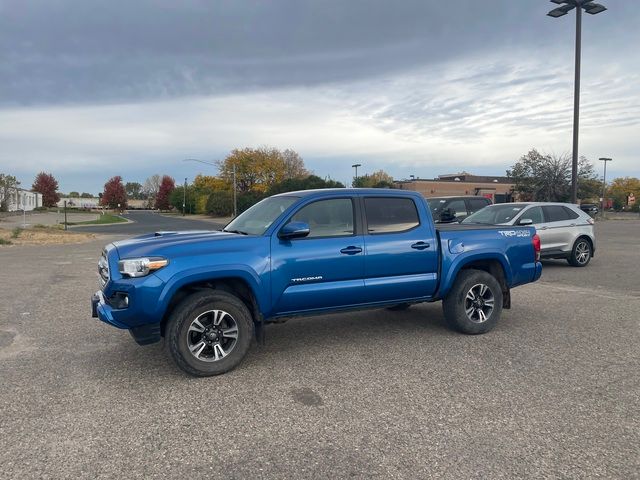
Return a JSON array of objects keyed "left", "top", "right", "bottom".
[{"left": 394, "top": 172, "right": 515, "bottom": 203}]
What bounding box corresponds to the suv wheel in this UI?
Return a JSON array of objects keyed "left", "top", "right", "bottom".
[
  {"left": 568, "top": 238, "right": 592, "bottom": 267},
  {"left": 166, "top": 290, "right": 253, "bottom": 376},
  {"left": 442, "top": 270, "right": 503, "bottom": 334}
]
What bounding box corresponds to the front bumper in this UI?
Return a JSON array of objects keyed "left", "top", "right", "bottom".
[{"left": 91, "top": 290, "right": 162, "bottom": 345}]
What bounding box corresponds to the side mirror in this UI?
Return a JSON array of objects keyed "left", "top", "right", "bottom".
[
  {"left": 279, "top": 221, "right": 310, "bottom": 240},
  {"left": 519, "top": 218, "right": 533, "bottom": 226}
]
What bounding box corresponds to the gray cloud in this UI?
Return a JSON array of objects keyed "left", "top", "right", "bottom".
[{"left": 3, "top": 0, "right": 633, "bottom": 106}]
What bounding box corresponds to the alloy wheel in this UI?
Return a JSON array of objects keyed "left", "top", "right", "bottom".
[
  {"left": 186, "top": 309, "right": 239, "bottom": 362},
  {"left": 464, "top": 283, "right": 495, "bottom": 324}
]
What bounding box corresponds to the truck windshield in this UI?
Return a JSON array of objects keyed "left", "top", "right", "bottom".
[
  {"left": 223, "top": 196, "right": 298, "bottom": 235},
  {"left": 462, "top": 204, "right": 527, "bottom": 225}
]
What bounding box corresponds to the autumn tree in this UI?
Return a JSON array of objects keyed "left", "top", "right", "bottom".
[
  {"left": 101, "top": 176, "right": 128, "bottom": 209},
  {"left": 282, "top": 149, "right": 309, "bottom": 179},
  {"left": 32, "top": 172, "right": 60, "bottom": 207},
  {"left": 154, "top": 175, "right": 175, "bottom": 210},
  {"left": 609, "top": 177, "right": 640, "bottom": 210},
  {"left": 353, "top": 169, "right": 394, "bottom": 188},
  {"left": 217, "top": 147, "right": 308, "bottom": 193}
]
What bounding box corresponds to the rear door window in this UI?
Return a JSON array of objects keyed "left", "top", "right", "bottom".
[
  {"left": 521, "top": 206, "right": 544, "bottom": 224},
  {"left": 445, "top": 199, "right": 467, "bottom": 219},
  {"left": 542, "top": 206, "right": 570, "bottom": 223},
  {"left": 468, "top": 198, "right": 490, "bottom": 213},
  {"left": 563, "top": 206, "right": 580, "bottom": 220},
  {"left": 364, "top": 197, "right": 420, "bottom": 234}
]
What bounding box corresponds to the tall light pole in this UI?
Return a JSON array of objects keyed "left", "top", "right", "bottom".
[
  {"left": 599, "top": 157, "right": 612, "bottom": 217},
  {"left": 352, "top": 164, "right": 362, "bottom": 187},
  {"left": 183, "top": 158, "right": 237, "bottom": 217},
  {"left": 547, "top": 0, "right": 607, "bottom": 204},
  {"left": 183, "top": 177, "right": 187, "bottom": 216}
]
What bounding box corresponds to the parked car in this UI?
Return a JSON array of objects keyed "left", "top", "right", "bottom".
[
  {"left": 462, "top": 202, "right": 595, "bottom": 267},
  {"left": 580, "top": 203, "right": 599, "bottom": 216},
  {"left": 92, "top": 189, "right": 542, "bottom": 376},
  {"left": 426, "top": 196, "right": 492, "bottom": 223}
]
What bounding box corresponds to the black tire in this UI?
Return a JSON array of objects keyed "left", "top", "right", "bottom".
[
  {"left": 166, "top": 290, "right": 254, "bottom": 376},
  {"left": 387, "top": 303, "right": 411, "bottom": 311},
  {"left": 442, "top": 269, "right": 503, "bottom": 334},
  {"left": 567, "top": 237, "right": 592, "bottom": 267}
]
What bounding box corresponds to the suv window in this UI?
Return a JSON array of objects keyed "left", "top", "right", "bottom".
[
  {"left": 563, "top": 206, "right": 580, "bottom": 219},
  {"left": 521, "top": 206, "right": 544, "bottom": 224},
  {"left": 542, "top": 205, "right": 570, "bottom": 222},
  {"left": 468, "top": 198, "right": 490, "bottom": 213},
  {"left": 444, "top": 199, "right": 467, "bottom": 219},
  {"left": 289, "top": 198, "right": 354, "bottom": 238},
  {"left": 365, "top": 197, "right": 420, "bottom": 234}
]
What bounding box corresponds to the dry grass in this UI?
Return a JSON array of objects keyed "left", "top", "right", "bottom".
[{"left": 0, "top": 226, "right": 94, "bottom": 246}]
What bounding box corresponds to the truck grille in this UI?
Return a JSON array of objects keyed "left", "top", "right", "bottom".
[{"left": 98, "top": 251, "right": 109, "bottom": 288}]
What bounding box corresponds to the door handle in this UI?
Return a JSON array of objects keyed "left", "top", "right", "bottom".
[
  {"left": 340, "top": 246, "right": 362, "bottom": 255},
  {"left": 411, "top": 241, "right": 430, "bottom": 250},
  {"left": 539, "top": 226, "right": 548, "bottom": 230}
]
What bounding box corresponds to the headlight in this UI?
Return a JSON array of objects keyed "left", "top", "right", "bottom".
[{"left": 118, "top": 257, "right": 169, "bottom": 278}]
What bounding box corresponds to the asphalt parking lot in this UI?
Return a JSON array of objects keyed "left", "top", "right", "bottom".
[{"left": 1, "top": 220, "right": 638, "bottom": 478}]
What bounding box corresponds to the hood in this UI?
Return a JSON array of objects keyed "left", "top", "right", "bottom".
[{"left": 112, "top": 230, "right": 249, "bottom": 259}]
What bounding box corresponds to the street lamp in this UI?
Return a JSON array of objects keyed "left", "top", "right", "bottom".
[
  {"left": 352, "top": 164, "right": 362, "bottom": 186},
  {"left": 183, "top": 177, "right": 187, "bottom": 216},
  {"left": 183, "top": 158, "right": 237, "bottom": 217},
  {"left": 547, "top": 0, "right": 607, "bottom": 204},
  {"left": 599, "top": 157, "right": 612, "bottom": 217}
]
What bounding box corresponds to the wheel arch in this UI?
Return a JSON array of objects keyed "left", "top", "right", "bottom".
[
  {"left": 160, "top": 276, "right": 262, "bottom": 337},
  {"left": 446, "top": 258, "right": 511, "bottom": 309}
]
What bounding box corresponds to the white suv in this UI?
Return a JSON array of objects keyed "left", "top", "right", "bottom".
[{"left": 463, "top": 202, "right": 596, "bottom": 267}]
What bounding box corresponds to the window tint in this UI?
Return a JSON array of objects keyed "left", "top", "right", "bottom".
[
  {"left": 289, "top": 198, "right": 354, "bottom": 238},
  {"left": 468, "top": 198, "right": 490, "bottom": 213},
  {"left": 563, "top": 206, "right": 580, "bottom": 219},
  {"left": 520, "top": 206, "right": 543, "bottom": 224},
  {"left": 543, "top": 206, "right": 570, "bottom": 222},
  {"left": 365, "top": 197, "right": 420, "bottom": 233}
]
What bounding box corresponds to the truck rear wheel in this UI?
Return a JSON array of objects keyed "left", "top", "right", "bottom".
[
  {"left": 442, "top": 269, "right": 503, "bottom": 334},
  {"left": 166, "top": 290, "right": 253, "bottom": 376}
]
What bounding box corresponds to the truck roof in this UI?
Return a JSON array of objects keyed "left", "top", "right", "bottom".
[{"left": 273, "top": 188, "right": 420, "bottom": 198}]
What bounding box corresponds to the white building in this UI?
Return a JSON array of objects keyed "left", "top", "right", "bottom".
[{"left": 0, "top": 188, "right": 43, "bottom": 212}]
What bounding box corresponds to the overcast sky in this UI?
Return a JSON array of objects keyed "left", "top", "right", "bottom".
[{"left": 0, "top": 0, "right": 638, "bottom": 193}]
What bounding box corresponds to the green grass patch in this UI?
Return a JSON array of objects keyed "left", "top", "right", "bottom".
[
  {"left": 0, "top": 238, "right": 12, "bottom": 245},
  {"left": 11, "top": 227, "right": 23, "bottom": 239},
  {"left": 65, "top": 213, "right": 127, "bottom": 226}
]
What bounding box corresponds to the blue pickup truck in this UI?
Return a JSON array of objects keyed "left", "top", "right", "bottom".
[{"left": 92, "top": 189, "right": 542, "bottom": 376}]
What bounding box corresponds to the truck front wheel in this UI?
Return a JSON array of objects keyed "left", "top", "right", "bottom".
[
  {"left": 442, "top": 270, "right": 503, "bottom": 334},
  {"left": 166, "top": 290, "right": 254, "bottom": 376}
]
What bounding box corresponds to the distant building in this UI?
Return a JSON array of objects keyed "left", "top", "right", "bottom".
[
  {"left": 394, "top": 172, "right": 515, "bottom": 203},
  {"left": 0, "top": 188, "right": 43, "bottom": 212},
  {"left": 57, "top": 197, "right": 101, "bottom": 209}
]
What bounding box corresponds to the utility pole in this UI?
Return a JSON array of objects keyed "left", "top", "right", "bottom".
[
  {"left": 599, "top": 157, "right": 612, "bottom": 218},
  {"left": 183, "top": 177, "right": 187, "bottom": 216},
  {"left": 233, "top": 163, "right": 237, "bottom": 217}
]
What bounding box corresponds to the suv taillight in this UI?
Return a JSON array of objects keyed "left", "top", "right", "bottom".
[{"left": 532, "top": 234, "right": 541, "bottom": 262}]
